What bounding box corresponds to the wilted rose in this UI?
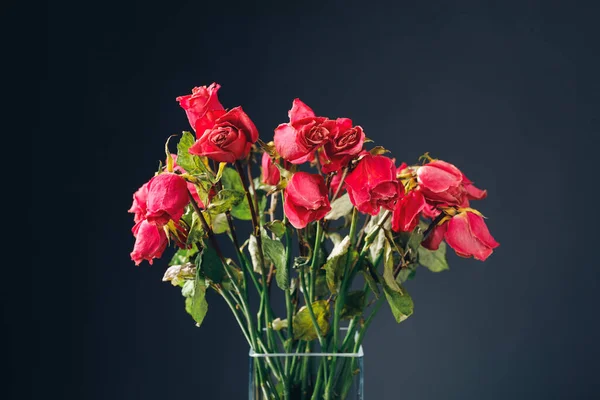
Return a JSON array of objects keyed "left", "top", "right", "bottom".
[
  {"left": 261, "top": 152, "right": 280, "bottom": 186},
  {"left": 392, "top": 189, "right": 426, "bottom": 232},
  {"left": 319, "top": 118, "right": 365, "bottom": 174},
  {"left": 345, "top": 154, "right": 400, "bottom": 215},
  {"left": 128, "top": 182, "right": 149, "bottom": 223},
  {"left": 284, "top": 172, "right": 331, "bottom": 229},
  {"left": 189, "top": 106, "right": 258, "bottom": 163},
  {"left": 145, "top": 172, "right": 190, "bottom": 226},
  {"left": 130, "top": 220, "right": 168, "bottom": 266},
  {"left": 176, "top": 83, "right": 225, "bottom": 136}
]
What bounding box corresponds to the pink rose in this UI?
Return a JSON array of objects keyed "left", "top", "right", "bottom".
[
  {"left": 416, "top": 160, "right": 467, "bottom": 207},
  {"left": 319, "top": 118, "right": 365, "bottom": 174},
  {"left": 284, "top": 172, "right": 331, "bottom": 229},
  {"left": 274, "top": 99, "right": 334, "bottom": 164},
  {"left": 261, "top": 152, "right": 280, "bottom": 186},
  {"left": 128, "top": 182, "right": 149, "bottom": 223},
  {"left": 130, "top": 220, "right": 168, "bottom": 266},
  {"left": 189, "top": 106, "right": 258, "bottom": 163},
  {"left": 445, "top": 211, "right": 499, "bottom": 261},
  {"left": 176, "top": 83, "right": 226, "bottom": 136},
  {"left": 345, "top": 154, "right": 400, "bottom": 215},
  {"left": 145, "top": 172, "right": 190, "bottom": 226}
]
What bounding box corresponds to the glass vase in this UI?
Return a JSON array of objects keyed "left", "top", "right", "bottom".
[{"left": 248, "top": 338, "right": 364, "bottom": 399}]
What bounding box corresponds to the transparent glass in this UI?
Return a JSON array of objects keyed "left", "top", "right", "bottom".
[{"left": 248, "top": 329, "right": 364, "bottom": 399}]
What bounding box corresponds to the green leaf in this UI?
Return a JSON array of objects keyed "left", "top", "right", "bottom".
[
  {"left": 196, "top": 244, "right": 224, "bottom": 283},
  {"left": 325, "top": 193, "right": 353, "bottom": 220},
  {"left": 176, "top": 131, "right": 208, "bottom": 176},
  {"left": 341, "top": 291, "right": 366, "bottom": 320},
  {"left": 221, "top": 167, "right": 244, "bottom": 191},
  {"left": 383, "top": 283, "right": 413, "bottom": 323},
  {"left": 186, "top": 211, "right": 205, "bottom": 245},
  {"left": 366, "top": 211, "right": 388, "bottom": 265},
  {"left": 211, "top": 213, "right": 229, "bottom": 234},
  {"left": 324, "top": 235, "right": 351, "bottom": 294},
  {"left": 207, "top": 189, "right": 244, "bottom": 214},
  {"left": 262, "top": 234, "right": 288, "bottom": 290},
  {"left": 418, "top": 241, "right": 449, "bottom": 272},
  {"left": 361, "top": 268, "right": 380, "bottom": 299},
  {"left": 314, "top": 271, "right": 329, "bottom": 298},
  {"left": 293, "top": 300, "right": 330, "bottom": 341},
  {"left": 383, "top": 240, "right": 402, "bottom": 292},
  {"left": 169, "top": 243, "right": 199, "bottom": 266},
  {"left": 182, "top": 275, "right": 208, "bottom": 327},
  {"left": 265, "top": 220, "right": 286, "bottom": 239},
  {"left": 396, "top": 267, "right": 416, "bottom": 283}
]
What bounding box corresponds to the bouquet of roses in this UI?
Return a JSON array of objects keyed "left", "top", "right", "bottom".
[{"left": 128, "top": 83, "right": 499, "bottom": 399}]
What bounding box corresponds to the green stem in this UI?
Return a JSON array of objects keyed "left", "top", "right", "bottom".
[{"left": 308, "top": 222, "right": 323, "bottom": 302}]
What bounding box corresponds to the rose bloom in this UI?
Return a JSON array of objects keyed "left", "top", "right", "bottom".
[
  {"left": 392, "top": 189, "right": 426, "bottom": 232},
  {"left": 176, "top": 83, "right": 225, "bottom": 136},
  {"left": 445, "top": 211, "right": 499, "bottom": 261},
  {"left": 261, "top": 152, "right": 280, "bottom": 186},
  {"left": 189, "top": 106, "right": 258, "bottom": 163},
  {"left": 128, "top": 182, "right": 149, "bottom": 223},
  {"left": 345, "top": 154, "right": 400, "bottom": 215},
  {"left": 130, "top": 220, "right": 168, "bottom": 266},
  {"left": 284, "top": 172, "right": 331, "bottom": 229},
  {"left": 145, "top": 172, "right": 190, "bottom": 226},
  {"left": 319, "top": 118, "right": 365, "bottom": 174},
  {"left": 422, "top": 211, "right": 499, "bottom": 261},
  {"left": 274, "top": 99, "right": 335, "bottom": 164}
]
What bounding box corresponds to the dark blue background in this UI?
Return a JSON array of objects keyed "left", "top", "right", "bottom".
[{"left": 28, "top": 1, "right": 599, "bottom": 399}]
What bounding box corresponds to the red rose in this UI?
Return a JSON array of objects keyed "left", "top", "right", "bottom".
[
  {"left": 319, "top": 118, "right": 365, "bottom": 173},
  {"left": 145, "top": 172, "right": 190, "bottom": 226},
  {"left": 392, "top": 189, "right": 426, "bottom": 232},
  {"left": 284, "top": 172, "right": 331, "bottom": 229},
  {"left": 261, "top": 152, "right": 280, "bottom": 186},
  {"left": 130, "top": 220, "right": 168, "bottom": 266},
  {"left": 128, "top": 182, "right": 149, "bottom": 223},
  {"left": 274, "top": 99, "right": 334, "bottom": 164},
  {"left": 345, "top": 154, "right": 400, "bottom": 215},
  {"left": 176, "top": 83, "right": 226, "bottom": 136},
  {"left": 189, "top": 106, "right": 258, "bottom": 163},
  {"left": 416, "top": 160, "right": 467, "bottom": 206},
  {"left": 445, "top": 211, "right": 499, "bottom": 261}
]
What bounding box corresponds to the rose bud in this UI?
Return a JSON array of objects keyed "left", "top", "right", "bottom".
[
  {"left": 189, "top": 106, "right": 259, "bottom": 164},
  {"left": 319, "top": 118, "right": 365, "bottom": 174},
  {"left": 283, "top": 172, "right": 331, "bottom": 229},
  {"left": 274, "top": 99, "right": 334, "bottom": 164},
  {"left": 392, "top": 189, "right": 426, "bottom": 232},
  {"left": 176, "top": 83, "right": 226, "bottom": 136},
  {"left": 145, "top": 172, "right": 190, "bottom": 226},
  {"left": 345, "top": 154, "right": 401, "bottom": 216},
  {"left": 261, "top": 152, "right": 281, "bottom": 186},
  {"left": 445, "top": 211, "right": 499, "bottom": 261},
  {"left": 416, "top": 160, "right": 467, "bottom": 206},
  {"left": 128, "top": 182, "right": 149, "bottom": 223},
  {"left": 130, "top": 220, "right": 168, "bottom": 266}
]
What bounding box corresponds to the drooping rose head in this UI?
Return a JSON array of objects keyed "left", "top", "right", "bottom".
[
  {"left": 274, "top": 99, "right": 334, "bottom": 164},
  {"left": 130, "top": 220, "right": 168, "bottom": 266},
  {"left": 189, "top": 106, "right": 259, "bottom": 164},
  {"left": 445, "top": 211, "right": 499, "bottom": 261},
  {"left": 421, "top": 220, "right": 448, "bottom": 251},
  {"left": 176, "top": 83, "right": 226, "bottom": 136},
  {"left": 261, "top": 152, "right": 280, "bottom": 186},
  {"left": 416, "top": 160, "right": 467, "bottom": 206},
  {"left": 345, "top": 154, "right": 400, "bottom": 216},
  {"left": 145, "top": 172, "right": 190, "bottom": 226},
  {"left": 392, "top": 189, "right": 426, "bottom": 232},
  {"left": 128, "top": 182, "right": 149, "bottom": 223},
  {"left": 320, "top": 118, "right": 365, "bottom": 174},
  {"left": 283, "top": 172, "right": 331, "bottom": 229}
]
